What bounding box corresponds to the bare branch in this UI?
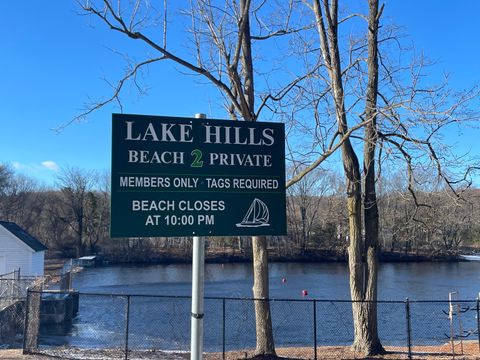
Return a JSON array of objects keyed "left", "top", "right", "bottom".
[
  {"left": 53, "top": 57, "right": 164, "bottom": 132},
  {"left": 251, "top": 24, "right": 315, "bottom": 40},
  {"left": 286, "top": 118, "right": 369, "bottom": 188}
]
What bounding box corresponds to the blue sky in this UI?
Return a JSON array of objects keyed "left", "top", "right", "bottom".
[{"left": 1, "top": 1, "right": 479, "bottom": 186}]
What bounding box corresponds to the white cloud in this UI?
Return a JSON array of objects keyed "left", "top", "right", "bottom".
[
  {"left": 41, "top": 161, "right": 60, "bottom": 171},
  {"left": 12, "top": 161, "right": 23, "bottom": 169}
]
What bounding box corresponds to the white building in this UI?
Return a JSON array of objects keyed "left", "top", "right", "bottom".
[{"left": 0, "top": 221, "right": 47, "bottom": 277}]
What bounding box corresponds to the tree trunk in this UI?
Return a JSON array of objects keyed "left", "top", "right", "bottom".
[
  {"left": 342, "top": 139, "right": 382, "bottom": 355},
  {"left": 76, "top": 209, "right": 84, "bottom": 258},
  {"left": 346, "top": 126, "right": 384, "bottom": 355},
  {"left": 252, "top": 235, "right": 276, "bottom": 356},
  {"left": 350, "top": 0, "right": 384, "bottom": 354},
  {"left": 237, "top": 0, "right": 276, "bottom": 354},
  {"left": 311, "top": 0, "right": 384, "bottom": 355},
  {"left": 301, "top": 206, "right": 307, "bottom": 254}
]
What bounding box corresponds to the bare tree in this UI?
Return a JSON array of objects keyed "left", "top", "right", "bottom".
[
  {"left": 38, "top": 191, "right": 72, "bottom": 253},
  {"left": 0, "top": 170, "right": 41, "bottom": 226},
  {"left": 0, "top": 164, "right": 13, "bottom": 196},
  {"left": 56, "top": 167, "right": 98, "bottom": 258},
  {"left": 295, "top": 0, "right": 385, "bottom": 353},
  {"left": 0, "top": 164, "right": 15, "bottom": 219},
  {"left": 84, "top": 171, "right": 110, "bottom": 254},
  {"left": 75, "top": 0, "right": 304, "bottom": 355},
  {"left": 287, "top": 167, "right": 333, "bottom": 253},
  {"left": 292, "top": 0, "right": 479, "bottom": 355}
]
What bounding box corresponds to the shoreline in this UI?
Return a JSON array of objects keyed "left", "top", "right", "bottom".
[
  {"left": 58, "top": 249, "right": 467, "bottom": 268},
  {"left": 44, "top": 248, "right": 477, "bottom": 275}
]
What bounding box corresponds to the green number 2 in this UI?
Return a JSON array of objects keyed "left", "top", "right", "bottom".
[{"left": 191, "top": 149, "right": 204, "bottom": 168}]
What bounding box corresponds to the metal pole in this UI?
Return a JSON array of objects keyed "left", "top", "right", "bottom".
[
  {"left": 449, "top": 292, "right": 456, "bottom": 358},
  {"left": 476, "top": 294, "right": 480, "bottom": 353},
  {"left": 457, "top": 301, "right": 464, "bottom": 354},
  {"left": 191, "top": 113, "right": 207, "bottom": 360},
  {"left": 125, "top": 295, "right": 131, "bottom": 360},
  {"left": 191, "top": 235, "right": 205, "bottom": 360},
  {"left": 22, "top": 289, "right": 31, "bottom": 353},
  {"left": 222, "top": 298, "right": 226, "bottom": 360},
  {"left": 405, "top": 298, "right": 412, "bottom": 360},
  {"left": 313, "top": 300, "right": 317, "bottom": 360}
]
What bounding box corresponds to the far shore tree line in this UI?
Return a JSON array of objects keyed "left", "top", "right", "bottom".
[{"left": 1, "top": 164, "right": 478, "bottom": 261}]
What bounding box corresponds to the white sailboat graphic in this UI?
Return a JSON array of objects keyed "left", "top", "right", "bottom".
[{"left": 236, "top": 198, "right": 270, "bottom": 227}]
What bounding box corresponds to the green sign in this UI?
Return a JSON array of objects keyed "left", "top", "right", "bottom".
[{"left": 111, "top": 114, "right": 286, "bottom": 237}]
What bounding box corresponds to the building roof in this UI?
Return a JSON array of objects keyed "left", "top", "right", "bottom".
[{"left": 0, "top": 221, "right": 48, "bottom": 252}]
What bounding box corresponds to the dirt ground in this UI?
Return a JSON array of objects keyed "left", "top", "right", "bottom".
[
  {"left": 1, "top": 342, "right": 479, "bottom": 360},
  {"left": 222, "top": 342, "right": 480, "bottom": 359},
  {"left": 0, "top": 350, "right": 53, "bottom": 360}
]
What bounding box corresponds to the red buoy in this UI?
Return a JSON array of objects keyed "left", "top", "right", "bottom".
[{"left": 302, "top": 289, "right": 308, "bottom": 296}]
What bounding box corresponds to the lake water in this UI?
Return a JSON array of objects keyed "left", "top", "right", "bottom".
[
  {"left": 40, "top": 261, "right": 480, "bottom": 351},
  {"left": 71, "top": 261, "right": 480, "bottom": 300}
]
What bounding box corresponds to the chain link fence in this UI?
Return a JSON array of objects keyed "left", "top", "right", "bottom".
[
  {"left": 0, "top": 270, "right": 44, "bottom": 348},
  {"left": 20, "top": 290, "right": 480, "bottom": 359}
]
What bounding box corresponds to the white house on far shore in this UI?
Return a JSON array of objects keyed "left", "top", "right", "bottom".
[{"left": 0, "top": 221, "right": 48, "bottom": 277}]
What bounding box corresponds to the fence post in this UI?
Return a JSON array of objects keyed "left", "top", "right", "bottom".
[
  {"left": 405, "top": 298, "right": 412, "bottom": 359},
  {"left": 23, "top": 285, "right": 41, "bottom": 354},
  {"left": 222, "top": 298, "right": 226, "bottom": 360},
  {"left": 22, "top": 289, "right": 31, "bottom": 352},
  {"left": 313, "top": 300, "right": 317, "bottom": 360},
  {"left": 476, "top": 295, "right": 480, "bottom": 353},
  {"left": 125, "top": 295, "right": 131, "bottom": 360}
]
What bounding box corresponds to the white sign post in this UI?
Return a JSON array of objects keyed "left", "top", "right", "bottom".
[
  {"left": 190, "top": 235, "right": 205, "bottom": 360},
  {"left": 191, "top": 113, "right": 206, "bottom": 360}
]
